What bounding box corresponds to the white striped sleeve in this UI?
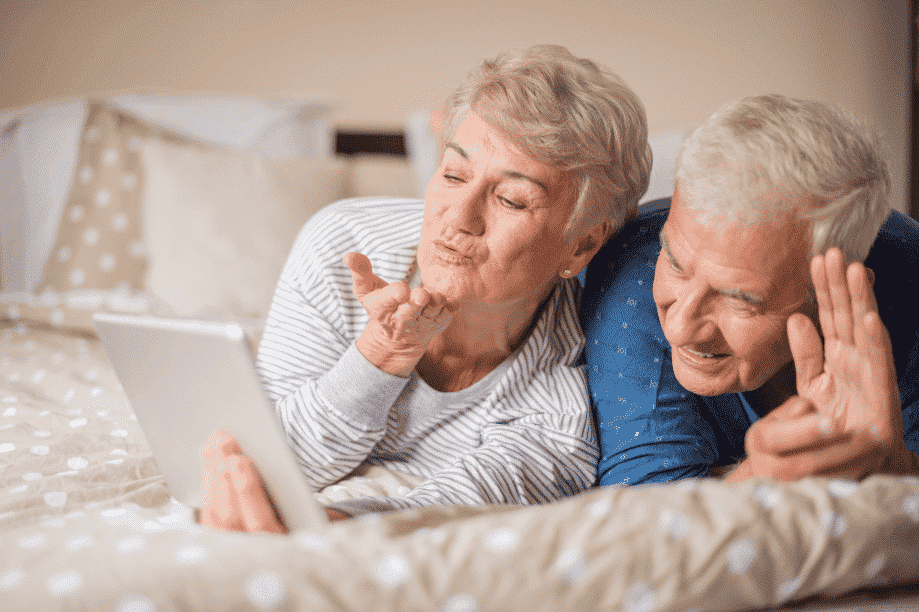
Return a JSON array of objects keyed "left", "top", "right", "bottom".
[
  {"left": 255, "top": 201, "right": 416, "bottom": 491},
  {"left": 329, "top": 361, "right": 598, "bottom": 516},
  {"left": 328, "top": 407, "right": 597, "bottom": 516}
]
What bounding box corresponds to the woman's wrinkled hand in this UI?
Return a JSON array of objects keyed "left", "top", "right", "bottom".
[
  {"left": 200, "top": 431, "right": 350, "bottom": 533},
  {"left": 345, "top": 252, "right": 455, "bottom": 377},
  {"left": 201, "top": 431, "right": 288, "bottom": 533}
]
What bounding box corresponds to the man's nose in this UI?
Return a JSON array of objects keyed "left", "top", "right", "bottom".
[{"left": 663, "top": 284, "right": 715, "bottom": 347}]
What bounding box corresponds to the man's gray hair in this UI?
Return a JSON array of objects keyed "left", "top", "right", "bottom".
[
  {"left": 443, "top": 44, "right": 652, "bottom": 244},
  {"left": 675, "top": 94, "right": 890, "bottom": 263}
]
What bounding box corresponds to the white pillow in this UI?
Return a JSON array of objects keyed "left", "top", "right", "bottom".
[
  {"left": 405, "top": 107, "right": 440, "bottom": 199},
  {"left": 142, "top": 136, "right": 348, "bottom": 319},
  {"left": 641, "top": 128, "right": 691, "bottom": 204},
  {"left": 0, "top": 99, "right": 88, "bottom": 291},
  {"left": 0, "top": 94, "right": 335, "bottom": 292},
  {"left": 109, "top": 93, "right": 335, "bottom": 158}
]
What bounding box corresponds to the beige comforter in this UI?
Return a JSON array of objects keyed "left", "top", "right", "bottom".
[{"left": 2, "top": 323, "right": 918, "bottom": 611}]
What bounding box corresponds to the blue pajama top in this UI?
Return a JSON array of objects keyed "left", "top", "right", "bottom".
[{"left": 581, "top": 198, "right": 919, "bottom": 486}]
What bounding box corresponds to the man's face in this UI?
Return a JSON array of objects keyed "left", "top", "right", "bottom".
[{"left": 652, "top": 186, "right": 814, "bottom": 396}]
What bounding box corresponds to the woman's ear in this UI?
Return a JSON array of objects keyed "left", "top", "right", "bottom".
[{"left": 561, "top": 221, "right": 610, "bottom": 278}]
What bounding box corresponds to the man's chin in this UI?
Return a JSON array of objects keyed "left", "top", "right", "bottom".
[{"left": 672, "top": 363, "right": 738, "bottom": 397}]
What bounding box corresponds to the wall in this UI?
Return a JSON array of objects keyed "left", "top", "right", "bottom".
[{"left": 0, "top": 0, "right": 911, "bottom": 213}]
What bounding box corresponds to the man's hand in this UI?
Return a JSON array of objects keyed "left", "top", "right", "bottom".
[
  {"left": 201, "top": 431, "right": 349, "bottom": 533},
  {"left": 731, "top": 248, "right": 917, "bottom": 481},
  {"left": 345, "top": 252, "right": 455, "bottom": 377}
]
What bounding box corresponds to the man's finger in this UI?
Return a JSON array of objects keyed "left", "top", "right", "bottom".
[
  {"left": 811, "top": 253, "right": 836, "bottom": 341},
  {"left": 848, "top": 262, "right": 875, "bottom": 351},
  {"left": 825, "top": 248, "right": 855, "bottom": 346},
  {"left": 861, "top": 310, "right": 903, "bottom": 433},
  {"left": 344, "top": 252, "right": 388, "bottom": 298},
  {"left": 787, "top": 313, "right": 824, "bottom": 395},
  {"left": 767, "top": 395, "right": 815, "bottom": 420},
  {"left": 803, "top": 434, "right": 883, "bottom": 479},
  {"left": 749, "top": 410, "right": 848, "bottom": 456}
]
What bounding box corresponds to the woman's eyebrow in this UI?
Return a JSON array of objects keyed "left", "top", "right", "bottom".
[
  {"left": 445, "top": 142, "right": 548, "bottom": 193},
  {"left": 444, "top": 142, "right": 469, "bottom": 160},
  {"left": 502, "top": 170, "right": 548, "bottom": 193}
]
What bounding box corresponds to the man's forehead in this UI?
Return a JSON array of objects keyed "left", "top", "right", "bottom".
[
  {"left": 662, "top": 204, "right": 812, "bottom": 300},
  {"left": 675, "top": 178, "right": 813, "bottom": 230}
]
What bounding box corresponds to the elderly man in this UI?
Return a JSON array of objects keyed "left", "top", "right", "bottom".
[{"left": 582, "top": 94, "right": 919, "bottom": 486}]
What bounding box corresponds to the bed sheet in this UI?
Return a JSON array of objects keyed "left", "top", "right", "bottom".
[
  {"left": 0, "top": 323, "right": 170, "bottom": 534},
  {"left": 2, "top": 322, "right": 919, "bottom": 612}
]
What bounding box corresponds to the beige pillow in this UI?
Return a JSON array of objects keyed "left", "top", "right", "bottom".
[
  {"left": 141, "top": 137, "right": 348, "bottom": 318},
  {"left": 40, "top": 102, "right": 151, "bottom": 293}
]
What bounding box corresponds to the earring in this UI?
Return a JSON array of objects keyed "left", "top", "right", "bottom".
[{"left": 563, "top": 269, "right": 571, "bottom": 277}]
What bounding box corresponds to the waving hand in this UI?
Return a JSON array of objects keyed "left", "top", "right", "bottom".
[{"left": 737, "top": 248, "right": 917, "bottom": 480}]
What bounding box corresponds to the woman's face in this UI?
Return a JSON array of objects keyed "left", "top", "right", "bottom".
[{"left": 417, "top": 112, "right": 578, "bottom": 309}]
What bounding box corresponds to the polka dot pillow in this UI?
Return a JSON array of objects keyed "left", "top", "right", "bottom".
[
  {"left": 0, "top": 106, "right": 164, "bottom": 334},
  {"left": 42, "top": 102, "right": 150, "bottom": 293},
  {"left": 0, "top": 102, "right": 159, "bottom": 332}
]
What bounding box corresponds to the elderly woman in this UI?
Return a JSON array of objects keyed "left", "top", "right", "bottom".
[{"left": 202, "top": 44, "right": 651, "bottom": 530}]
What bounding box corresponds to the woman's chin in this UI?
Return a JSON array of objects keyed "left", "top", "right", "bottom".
[{"left": 419, "top": 269, "right": 470, "bottom": 302}]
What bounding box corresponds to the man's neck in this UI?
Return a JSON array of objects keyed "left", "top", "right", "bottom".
[{"left": 743, "top": 360, "right": 797, "bottom": 419}]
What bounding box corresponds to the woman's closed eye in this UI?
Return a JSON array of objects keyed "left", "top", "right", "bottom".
[{"left": 498, "top": 195, "right": 526, "bottom": 210}]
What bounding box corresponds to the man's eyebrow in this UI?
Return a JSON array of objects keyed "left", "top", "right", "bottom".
[
  {"left": 660, "top": 228, "right": 764, "bottom": 304},
  {"left": 718, "top": 288, "right": 764, "bottom": 304},
  {"left": 444, "top": 142, "right": 549, "bottom": 194},
  {"left": 659, "top": 229, "right": 680, "bottom": 269}
]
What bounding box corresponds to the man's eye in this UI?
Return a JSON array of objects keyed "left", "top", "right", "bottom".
[
  {"left": 663, "top": 253, "right": 681, "bottom": 273},
  {"left": 728, "top": 298, "right": 756, "bottom": 314}
]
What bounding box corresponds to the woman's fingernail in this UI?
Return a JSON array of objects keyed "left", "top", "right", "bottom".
[{"left": 819, "top": 417, "right": 833, "bottom": 435}]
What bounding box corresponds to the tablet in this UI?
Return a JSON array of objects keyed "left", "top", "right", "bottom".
[{"left": 93, "top": 312, "right": 328, "bottom": 531}]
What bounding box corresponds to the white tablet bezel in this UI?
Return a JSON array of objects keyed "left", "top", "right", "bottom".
[{"left": 93, "top": 312, "right": 327, "bottom": 531}]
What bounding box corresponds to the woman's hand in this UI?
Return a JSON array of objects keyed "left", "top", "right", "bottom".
[
  {"left": 201, "top": 431, "right": 350, "bottom": 533},
  {"left": 345, "top": 252, "right": 455, "bottom": 377}
]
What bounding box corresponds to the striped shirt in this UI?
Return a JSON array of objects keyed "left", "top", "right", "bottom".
[{"left": 256, "top": 197, "right": 598, "bottom": 514}]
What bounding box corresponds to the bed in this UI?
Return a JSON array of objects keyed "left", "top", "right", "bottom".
[{"left": 1, "top": 95, "right": 918, "bottom": 612}]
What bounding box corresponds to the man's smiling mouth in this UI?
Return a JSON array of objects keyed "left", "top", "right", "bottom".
[{"left": 683, "top": 346, "right": 729, "bottom": 359}]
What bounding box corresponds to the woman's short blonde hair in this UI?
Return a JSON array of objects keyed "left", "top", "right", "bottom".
[
  {"left": 675, "top": 94, "right": 891, "bottom": 264},
  {"left": 442, "top": 44, "right": 652, "bottom": 243}
]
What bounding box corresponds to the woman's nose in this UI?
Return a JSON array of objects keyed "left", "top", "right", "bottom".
[{"left": 444, "top": 187, "right": 485, "bottom": 236}]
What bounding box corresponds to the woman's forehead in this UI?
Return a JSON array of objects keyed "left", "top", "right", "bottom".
[{"left": 448, "top": 114, "right": 576, "bottom": 201}]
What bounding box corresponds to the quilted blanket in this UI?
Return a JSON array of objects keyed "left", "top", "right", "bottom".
[{"left": 2, "top": 322, "right": 918, "bottom": 612}]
